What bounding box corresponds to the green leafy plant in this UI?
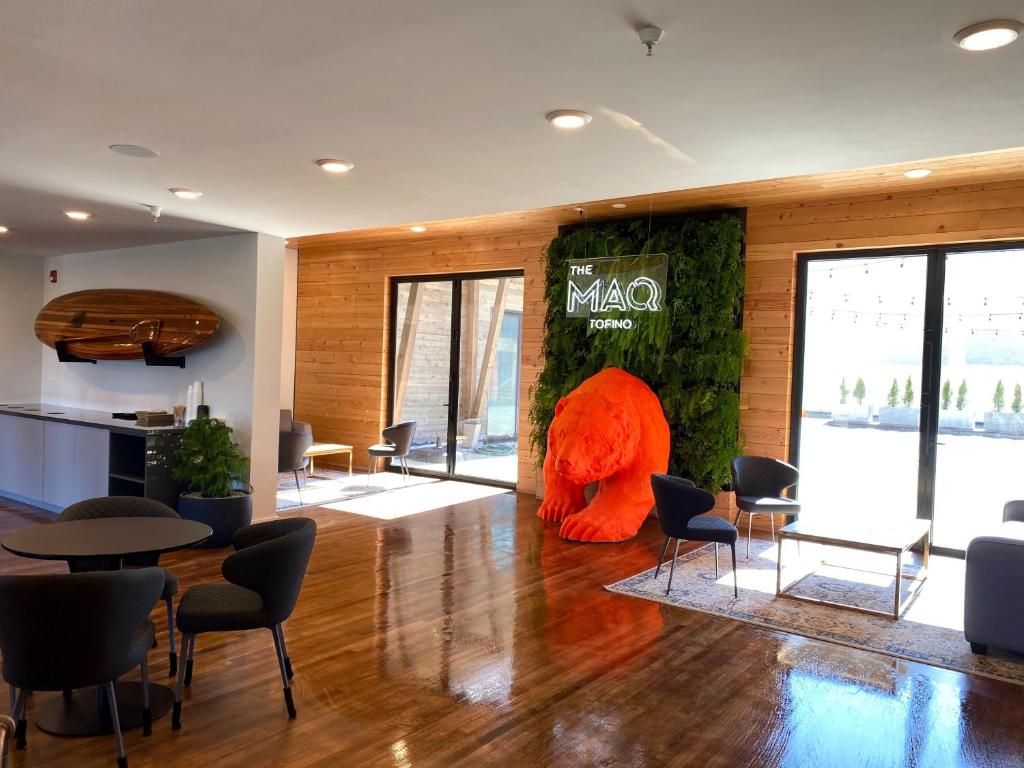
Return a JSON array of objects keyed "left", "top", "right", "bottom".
[
  {"left": 886, "top": 379, "right": 898, "bottom": 408},
  {"left": 902, "top": 376, "right": 914, "bottom": 408},
  {"left": 994, "top": 380, "right": 1005, "bottom": 412},
  {"left": 173, "top": 415, "right": 249, "bottom": 498},
  {"left": 956, "top": 379, "right": 968, "bottom": 411},
  {"left": 853, "top": 377, "right": 866, "bottom": 406},
  {"left": 530, "top": 213, "right": 746, "bottom": 490},
  {"left": 839, "top": 378, "right": 849, "bottom": 405},
  {"left": 941, "top": 379, "right": 952, "bottom": 410},
  {"left": 1014, "top": 383, "right": 1022, "bottom": 414}
]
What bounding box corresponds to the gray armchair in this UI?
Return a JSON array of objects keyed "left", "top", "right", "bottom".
[
  {"left": 279, "top": 410, "right": 314, "bottom": 502},
  {"left": 964, "top": 501, "right": 1024, "bottom": 655}
]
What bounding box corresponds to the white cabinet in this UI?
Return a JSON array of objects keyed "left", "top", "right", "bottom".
[
  {"left": 0, "top": 415, "right": 108, "bottom": 511},
  {"left": 0, "top": 414, "right": 44, "bottom": 501},
  {"left": 42, "top": 421, "right": 109, "bottom": 508}
]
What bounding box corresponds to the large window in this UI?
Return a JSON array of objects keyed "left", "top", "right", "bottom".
[
  {"left": 389, "top": 272, "right": 524, "bottom": 487},
  {"left": 792, "top": 243, "right": 1024, "bottom": 554}
]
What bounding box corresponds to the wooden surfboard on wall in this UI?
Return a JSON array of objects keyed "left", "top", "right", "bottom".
[{"left": 35, "top": 289, "right": 220, "bottom": 361}]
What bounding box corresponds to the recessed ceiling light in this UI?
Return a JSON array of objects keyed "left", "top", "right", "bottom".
[
  {"left": 545, "top": 110, "right": 592, "bottom": 129},
  {"left": 611, "top": 203, "right": 627, "bottom": 209},
  {"left": 109, "top": 144, "right": 160, "bottom": 158},
  {"left": 409, "top": 226, "right": 427, "bottom": 233},
  {"left": 954, "top": 20, "right": 1022, "bottom": 51},
  {"left": 170, "top": 188, "right": 203, "bottom": 200},
  {"left": 316, "top": 159, "right": 354, "bottom": 173},
  {"left": 904, "top": 168, "right": 933, "bottom": 179},
  {"left": 0, "top": 225, "right": 9, "bottom": 234},
  {"left": 63, "top": 210, "right": 91, "bottom": 221}
]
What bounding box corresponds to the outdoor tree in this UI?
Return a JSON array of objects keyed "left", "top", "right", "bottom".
[
  {"left": 956, "top": 379, "right": 968, "bottom": 411},
  {"left": 902, "top": 376, "right": 914, "bottom": 408},
  {"left": 839, "top": 378, "right": 849, "bottom": 405},
  {"left": 941, "top": 379, "right": 952, "bottom": 410},
  {"left": 853, "top": 377, "right": 866, "bottom": 406},
  {"left": 1014, "top": 383, "right": 1022, "bottom": 414},
  {"left": 886, "top": 378, "right": 899, "bottom": 408},
  {"left": 994, "top": 380, "right": 1006, "bottom": 412}
]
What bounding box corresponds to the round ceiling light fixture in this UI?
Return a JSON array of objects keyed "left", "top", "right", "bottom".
[
  {"left": 953, "top": 20, "right": 1022, "bottom": 51},
  {"left": 316, "top": 159, "right": 354, "bottom": 173},
  {"left": 904, "top": 168, "right": 933, "bottom": 179},
  {"left": 409, "top": 226, "right": 427, "bottom": 233},
  {"left": 545, "top": 110, "right": 592, "bottom": 129},
  {"left": 170, "top": 188, "right": 203, "bottom": 199},
  {"left": 63, "top": 210, "right": 92, "bottom": 221},
  {"left": 109, "top": 144, "right": 160, "bottom": 158},
  {"left": 611, "top": 203, "right": 627, "bottom": 209}
]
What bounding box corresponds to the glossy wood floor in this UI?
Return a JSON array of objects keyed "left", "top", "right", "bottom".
[{"left": 2, "top": 491, "right": 1024, "bottom": 768}]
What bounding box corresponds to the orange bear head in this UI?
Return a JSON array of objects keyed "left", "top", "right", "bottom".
[{"left": 547, "top": 390, "right": 640, "bottom": 485}]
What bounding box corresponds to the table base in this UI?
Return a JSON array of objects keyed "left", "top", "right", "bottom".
[{"left": 35, "top": 682, "right": 174, "bottom": 736}]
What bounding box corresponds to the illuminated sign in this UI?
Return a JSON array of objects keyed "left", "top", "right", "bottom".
[{"left": 566, "top": 254, "right": 668, "bottom": 330}]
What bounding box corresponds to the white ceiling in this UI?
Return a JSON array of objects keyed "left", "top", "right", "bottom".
[{"left": 1, "top": 0, "right": 1023, "bottom": 254}]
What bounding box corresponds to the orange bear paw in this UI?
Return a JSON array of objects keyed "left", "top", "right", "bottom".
[
  {"left": 559, "top": 512, "right": 629, "bottom": 543},
  {"left": 538, "top": 497, "right": 583, "bottom": 523}
]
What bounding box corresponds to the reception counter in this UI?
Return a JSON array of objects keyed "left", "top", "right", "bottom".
[{"left": 0, "top": 404, "right": 183, "bottom": 513}]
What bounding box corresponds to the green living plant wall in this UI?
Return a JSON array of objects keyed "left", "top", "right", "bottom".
[{"left": 530, "top": 212, "right": 746, "bottom": 490}]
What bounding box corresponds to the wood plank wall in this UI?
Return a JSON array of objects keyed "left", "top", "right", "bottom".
[
  {"left": 295, "top": 227, "right": 555, "bottom": 493},
  {"left": 295, "top": 174, "right": 1024, "bottom": 506}
]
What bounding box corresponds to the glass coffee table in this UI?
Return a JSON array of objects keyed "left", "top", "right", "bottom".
[{"left": 775, "top": 518, "right": 930, "bottom": 620}]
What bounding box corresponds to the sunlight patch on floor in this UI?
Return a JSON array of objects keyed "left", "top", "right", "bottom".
[{"left": 321, "top": 480, "right": 511, "bottom": 519}]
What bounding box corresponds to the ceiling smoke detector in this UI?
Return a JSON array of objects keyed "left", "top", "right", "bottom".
[{"left": 637, "top": 26, "right": 664, "bottom": 56}]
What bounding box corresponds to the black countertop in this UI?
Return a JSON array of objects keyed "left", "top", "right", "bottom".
[{"left": 0, "top": 403, "right": 183, "bottom": 436}]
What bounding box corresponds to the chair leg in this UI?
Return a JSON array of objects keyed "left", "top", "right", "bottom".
[
  {"left": 654, "top": 536, "right": 671, "bottom": 578},
  {"left": 747, "top": 512, "right": 753, "bottom": 560},
  {"left": 105, "top": 681, "right": 128, "bottom": 768},
  {"left": 278, "top": 625, "right": 294, "bottom": 680},
  {"left": 272, "top": 625, "right": 297, "bottom": 718},
  {"left": 11, "top": 688, "right": 27, "bottom": 749},
  {"left": 665, "top": 539, "right": 681, "bottom": 596},
  {"left": 294, "top": 470, "right": 304, "bottom": 505},
  {"left": 731, "top": 543, "right": 738, "bottom": 598},
  {"left": 770, "top": 513, "right": 776, "bottom": 543},
  {"left": 165, "top": 596, "right": 177, "bottom": 678},
  {"left": 185, "top": 634, "right": 195, "bottom": 687},
  {"left": 715, "top": 543, "right": 720, "bottom": 578},
  {"left": 140, "top": 654, "right": 152, "bottom": 737},
  {"left": 172, "top": 634, "right": 193, "bottom": 730}
]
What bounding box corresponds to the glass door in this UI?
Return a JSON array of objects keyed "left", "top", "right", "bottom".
[
  {"left": 389, "top": 272, "right": 524, "bottom": 487},
  {"left": 793, "top": 253, "right": 929, "bottom": 528},
  {"left": 932, "top": 247, "right": 1024, "bottom": 550}
]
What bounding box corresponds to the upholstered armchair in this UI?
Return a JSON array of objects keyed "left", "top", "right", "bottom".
[
  {"left": 964, "top": 501, "right": 1024, "bottom": 655},
  {"left": 279, "top": 410, "right": 314, "bottom": 498}
]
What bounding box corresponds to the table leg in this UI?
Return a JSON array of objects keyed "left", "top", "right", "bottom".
[
  {"left": 922, "top": 530, "right": 930, "bottom": 572},
  {"left": 307, "top": 455, "right": 315, "bottom": 478},
  {"left": 893, "top": 549, "right": 903, "bottom": 620},
  {"left": 35, "top": 682, "right": 174, "bottom": 737},
  {"left": 348, "top": 450, "right": 353, "bottom": 477},
  {"left": 776, "top": 536, "right": 784, "bottom": 595}
]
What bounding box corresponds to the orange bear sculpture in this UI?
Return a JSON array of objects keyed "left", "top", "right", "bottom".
[{"left": 538, "top": 367, "right": 670, "bottom": 542}]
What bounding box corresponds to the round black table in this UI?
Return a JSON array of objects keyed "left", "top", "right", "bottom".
[{"left": 1, "top": 516, "right": 212, "bottom": 737}]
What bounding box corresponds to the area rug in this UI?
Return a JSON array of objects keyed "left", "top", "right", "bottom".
[
  {"left": 276, "top": 469, "right": 436, "bottom": 511},
  {"left": 606, "top": 538, "right": 1024, "bottom": 686}
]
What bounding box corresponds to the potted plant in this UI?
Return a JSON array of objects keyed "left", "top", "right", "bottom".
[
  {"left": 832, "top": 376, "right": 873, "bottom": 425},
  {"left": 173, "top": 414, "right": 252, "bottom": 547},
  {"left": 986, "top": 379, "right": 1024, "bottom": 435},
  {"left": 879, "top": 375, "right": 920, "bottom": 428},
  {"left": 938, "top": 377, "right": 972, "bottom": 430}
]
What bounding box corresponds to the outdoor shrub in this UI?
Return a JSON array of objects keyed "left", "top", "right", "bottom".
[
  {"left": 957, "top": 379, "right": 968, "bottom": 411},
  {"left": 1014, "top": 383, "right": 1022, "bottom": 414},
  {"left": 839, "top": 378, "right": 849, "bottom": 405},
  {"left": 994, "top": 380, "right": 1005, "bottom": 412},
  {"left": 941, "top": 379, "right": 952, "bottom": 410},
  {"left": 902, "top": 377, "right": 914, "bottom": 408},
  {"left": 886, "top": 379, "right": 898, "bottom": 408},
  {"left": 853, "top": 377, "right": 866, "bottom": 405},
  {"left": 531, "top": 212, "right": 745, "bottom": 490}
]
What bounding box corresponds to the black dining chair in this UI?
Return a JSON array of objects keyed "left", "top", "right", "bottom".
[
  {"left": 279, "top": 411, "right": 314, "bottom": 503},
  {"left": 651, "top": 473, "right": 739, "bottom": 598},
  {"left": 0, "top": 569, "right": 164, "bottom": 768},
  {"left": 172, "top": 518, "right": 317, "bottom": 729},
  {"left": 368, "top": 421, "right": 417, "bottom": 482},
  {"left": 730, "top": 456, "right": 801, "bottom": 559},
  {"left": 59, "top": 496, "right": 184, "bottom": 677}
]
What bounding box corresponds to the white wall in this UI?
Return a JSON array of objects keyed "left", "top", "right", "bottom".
[
  {"left": 41, "top": 233, "right": 287, "bottom": 518},
  {"left": 0, "top": 253, "right": 44, "bottom": 402},
  {"left": 280, "top": 247, "right": 298, "bottom": 410}
]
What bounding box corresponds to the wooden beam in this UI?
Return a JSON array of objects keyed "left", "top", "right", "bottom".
[
  {"left": 470, "top": 278, "right": 509, "bottom": 418},
  {"left": 459, "top": 281, "right": 479, "bottom": 422},
  {"left": 393, "top": 283, "right": 423, "bottom": 421}
]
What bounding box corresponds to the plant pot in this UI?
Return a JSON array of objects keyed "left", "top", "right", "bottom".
[
  {"left": 830, "top": 404, "right": 873, "bottom": 425},
  {"left": 984, "top": 411, "right": 1024, "bottom": 435},
  {"left": 178, "top": 491, "right": 253, "bottom": 548},
  {"left": 878, "top": 406, "right": 920, "bottom": 429},
  {"left": 938, "top": 409, "right": 973, "bottom": 430}
]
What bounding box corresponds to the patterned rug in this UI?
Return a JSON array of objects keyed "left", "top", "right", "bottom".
[{"left": 606, "top": 538, "right": 1024, "bottom": 686}]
